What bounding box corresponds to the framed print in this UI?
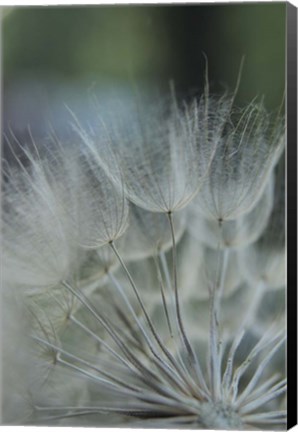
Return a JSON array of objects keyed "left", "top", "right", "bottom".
[{"left": 1, "top": 2, "right": 297, "bottom": 430}]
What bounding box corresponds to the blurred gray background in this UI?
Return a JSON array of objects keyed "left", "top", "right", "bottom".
[{"left": 2, "top": 4, "right": 286, "bottom": 144}]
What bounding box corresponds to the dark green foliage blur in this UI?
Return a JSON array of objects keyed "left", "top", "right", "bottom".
[{"left": 3, "top": 3, "right": 285, "bottom": 108}]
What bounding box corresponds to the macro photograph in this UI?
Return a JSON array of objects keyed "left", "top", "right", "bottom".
[{"left": 1, "top": 2, "right": 290, "bottom": 430}]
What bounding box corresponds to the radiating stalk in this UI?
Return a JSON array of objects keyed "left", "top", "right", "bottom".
[
  {"left": 153, "top": 254, "right": 173, "bottom": 337},
  {"left": 167, "top": 211, "right": 200, "bottom": 377},
  {"left": 109, "top": 242, "right": 205, "bottom": 397}
]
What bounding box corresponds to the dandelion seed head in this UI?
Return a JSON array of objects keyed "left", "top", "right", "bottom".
[
  {"left": 199, "top": 401, "right": 244, "bottom": 429},
  {"left": 2, "top": 80, "right": 286, "bottom": 430}
]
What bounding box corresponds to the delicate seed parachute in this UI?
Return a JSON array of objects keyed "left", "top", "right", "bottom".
[
  {"left": 73, "top": 91, "right": 218, "bottom": 213},
  {"left": 191, "top": 99, "right": 284, "bottom": 222},
  {"left": 2, "top": 85, "right": 286, "bottom": 430}
]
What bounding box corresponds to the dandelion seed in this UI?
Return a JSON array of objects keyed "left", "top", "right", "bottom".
[
  {"left": 2, "top": 143, "right": 77, "bottom": 291},
  {"left": 115, "top": 203, "right": 186, "bottom": 262},
  {"left": 73, "top": 88, "right": 217, "bottom": 214},
  {"left": 192, "top": 99, "right": 284, "bottom": 223},
  {"left": 188, "top": 173, "right": 275, "bottom": 249},
  {"left": 47, "top": 146, "right": 129, "bottom": 249}
]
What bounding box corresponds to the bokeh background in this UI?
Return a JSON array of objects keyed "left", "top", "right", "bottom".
[{"left": 2, "top": 3, "right": 286, "bottom": 141}]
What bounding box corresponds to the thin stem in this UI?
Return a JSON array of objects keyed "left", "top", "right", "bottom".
[
  {"left": 159, "top": 251, "right": 178, "bottom": 336},
  {"left": 108, "top": 271, "right": 158, "bottom": 351},
  {"left": 222, "top": 329, "right": 245, "bottom": 395},
  {"left": 240, "top": 374, "right": 280, "bottom": 406},
  {"left": 208, "top": 220, "right": 231, "bottom": 402},
  {"left": 69, "top": 314, "right": 135, "bottom": 373},
  {"left": 61, "top": 281, "right": 162, "bottom": 380},
  {"left": 167, "top": 211, "right": 200, "bottom": 378},
  {"left": 230, "top": 330, "right": 284, "bottom": 403},
  {"left": 234, "top": 336, "right": 285, "bottom": 405},
  {"left": 242, "top": 411, "right": 286, "bottom": 423},
  {"left": 153, "top": 255, "right": 210, "bottom": 398},
  {"left": 109, "top": 241, "right": 193, "bottom": 391},
  {"left": 209, "top": 288, "right": 221, "bottom": 401},
  {"left": 240, "top": 380, "right": 286, "bottom": 414},
  {"left": 153, "top": 254, "right": 173, "bottom": 337},
  {"left": 33, "top": 335, "right": 139, "bottom": 395}
]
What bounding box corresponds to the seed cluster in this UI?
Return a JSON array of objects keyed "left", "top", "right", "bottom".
[{"left": 2, "top": 85, "right": 286, "bottom": 429}]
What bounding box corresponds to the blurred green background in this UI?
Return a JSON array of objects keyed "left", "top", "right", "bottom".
[{"left": 2, "top": 3, "right": 286, "bottom": 134}]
